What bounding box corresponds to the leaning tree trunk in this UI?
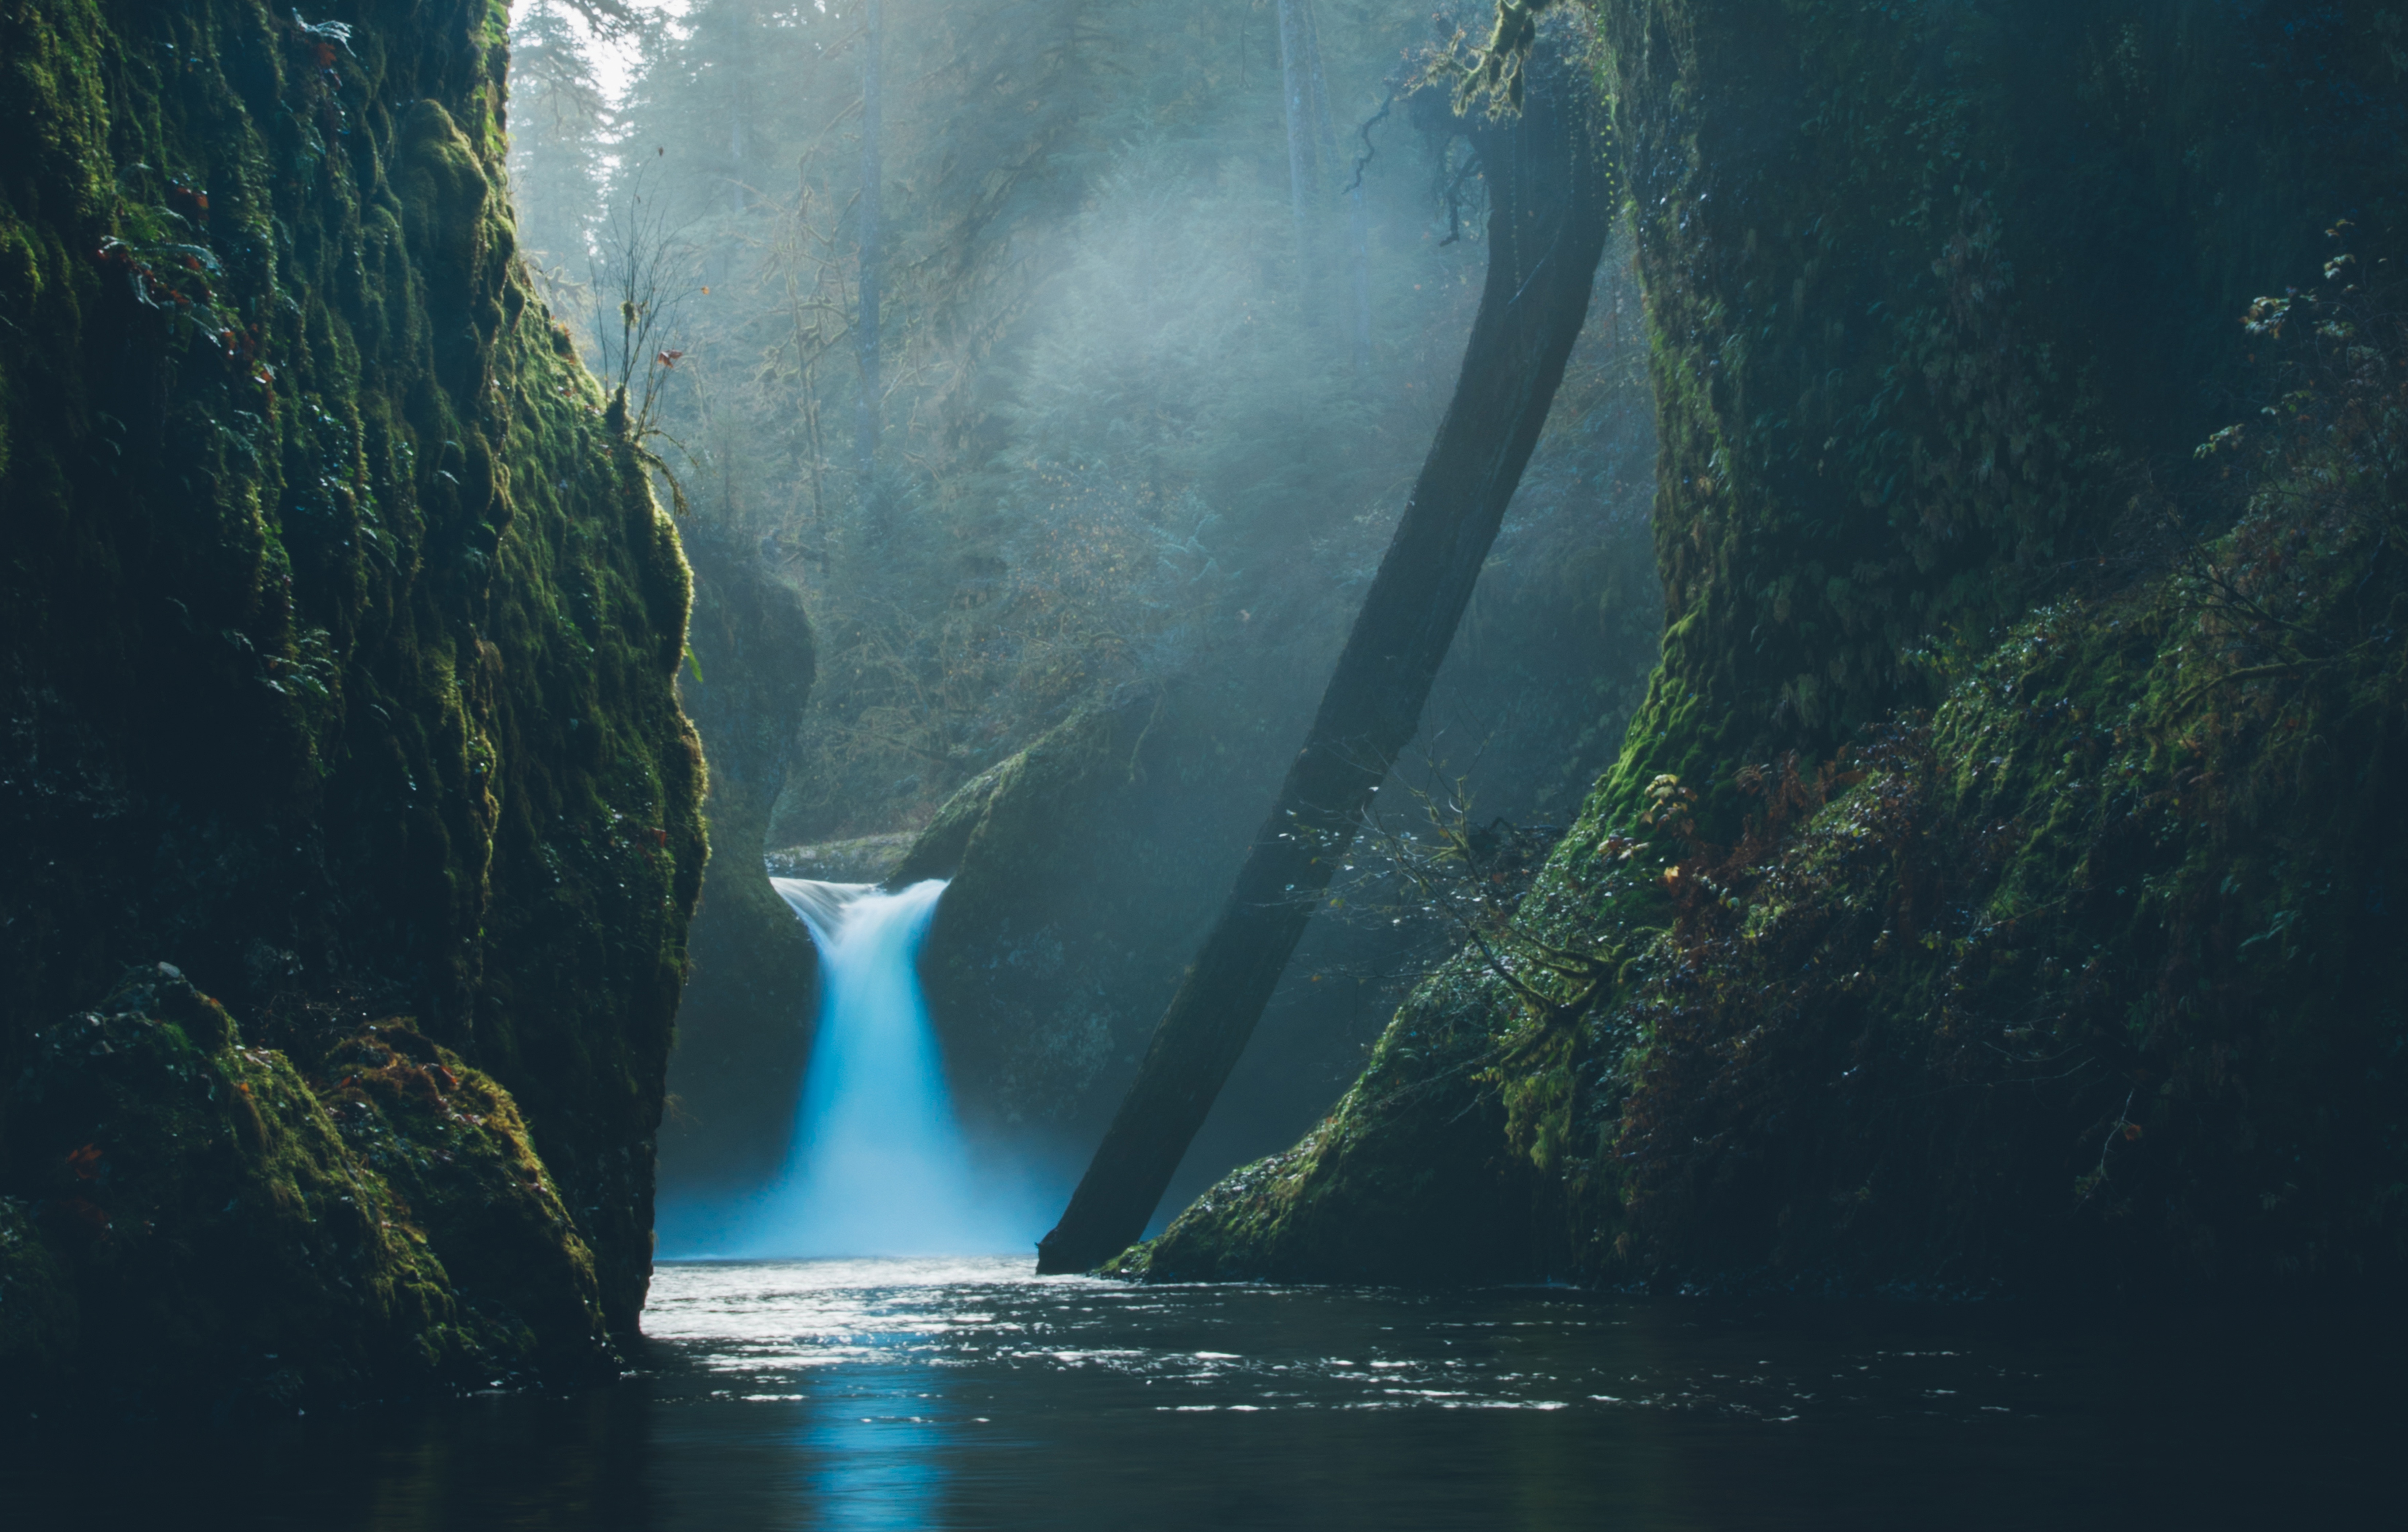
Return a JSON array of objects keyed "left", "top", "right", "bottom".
[{"left": 1035, "top": 46, "right": 1613, "bottom": 1274}]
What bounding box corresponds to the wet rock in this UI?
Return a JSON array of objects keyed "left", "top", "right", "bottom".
[
  {"left": 765, "top": 834, "right": 916, "bottom": 884},
  {"left": 0, "top": 968, "right": 611, "bottom": 1412},
  {"left": 895, "top": 688, "right": 1251, "bottom": 1149},
  {"left": 0, "top": 0, "right": 706, "bottom": 1354}
]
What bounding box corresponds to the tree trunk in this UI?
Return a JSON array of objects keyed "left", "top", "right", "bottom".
[
  {"left": 854, "top": 0, "right": 883, "bottom": 477},
  {"left": 1035, "top": 50, "right": 1612, "bottom": 1274}
]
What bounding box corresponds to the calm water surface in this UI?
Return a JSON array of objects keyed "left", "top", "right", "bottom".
[{"left": 11, "top": 1256, "right": 2399, "bottom": 1529}]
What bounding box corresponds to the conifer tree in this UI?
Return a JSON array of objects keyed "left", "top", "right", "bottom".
[{"left": 508, "top": 0, "right": 613, "bottom": 279}]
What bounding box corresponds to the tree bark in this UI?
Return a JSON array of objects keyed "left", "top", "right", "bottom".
[{"left": 1035, "top": 49, "right": 1612, "bottom": 1274}]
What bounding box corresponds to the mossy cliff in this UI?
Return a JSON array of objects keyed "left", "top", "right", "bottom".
[
  {"left": 1128, "top": 1, "right": 2408, "bottom": 1293},
  {"left": 0, "top": 0, "right": 703, "bottom": 1391},
  {"left": 1595, "top": 0, "right": 2399, "bottom": 813}
]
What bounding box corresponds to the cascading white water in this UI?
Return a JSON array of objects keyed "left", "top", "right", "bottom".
[{"left": 717, "top": 876, "right": 1028, "bottom": 1258}]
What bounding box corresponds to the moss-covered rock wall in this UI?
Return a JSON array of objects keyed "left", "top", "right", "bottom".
[
  {"left": 1597, "top": 0, "right": 2400, "bottom": 823},
  {"left": 1131, "top": 0, "right": 2408, "bottom": 1295},
  {"left": 4, "top": 966, "right": 616, "bottom": 1407},
  {"left": 0, "top": 0, "right": 704, "bottom": 1381}
]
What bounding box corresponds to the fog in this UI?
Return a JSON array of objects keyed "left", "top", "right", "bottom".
[{"left": 506, "top": 0, "right": 1659, "bottom": 1247}]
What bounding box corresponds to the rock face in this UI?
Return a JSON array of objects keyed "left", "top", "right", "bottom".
[
  {"left": 893, "top": 688, "right": 1253, "bottom": 1154},
  {"left": 657, "top": 528, "right": 817, "bottom": 1207},
  {"left": 3, "top": 966, "right": 613, "bottom": 1408},
  {"left": 1135, "top": 2, "right": 2408, "bottom": 1295},
  {"left": 0, "top": 0, "right": 704, "bottom": 1392}
]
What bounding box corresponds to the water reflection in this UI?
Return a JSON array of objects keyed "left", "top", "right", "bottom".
[
  {"left": 4, "top": 1258, "right": 2399, "bottom": 1531},
  {"left": 795, "top": 1368, "right": 950, "bottom": 1532}
]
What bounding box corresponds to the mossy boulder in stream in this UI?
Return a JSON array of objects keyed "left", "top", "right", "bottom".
[
  {"left": 1131, "top": 0, "right": 2408, "bottom": 1295},
  {"left": 0, "top": 966, "right": 610, "bottom": 1410},
  {"left": 0, "top": 0, "right": 704, "bottom": 1380}
]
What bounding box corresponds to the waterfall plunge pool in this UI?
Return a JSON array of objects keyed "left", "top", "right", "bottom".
[
  {"left": 657, "top": 878, "right": 1056, "bottom": 1262},
  {"left": 23, "top": 898, "right": 2391, "bottom": 1525},
  {"left": 5, "top": 1257, "right": 2398, "bottom": 1529}
]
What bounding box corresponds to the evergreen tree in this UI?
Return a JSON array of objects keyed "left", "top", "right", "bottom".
[{"left": 507, "top": 0, "right": 613, "bottom": 281}]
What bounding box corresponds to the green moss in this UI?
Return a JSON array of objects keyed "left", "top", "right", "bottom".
[
  {"left": 1589, "top": 0, "right": 2400, "bottom": 829},
  {"left": 3, "top": 969, "right": 447, "bottom": 1406},
  {"left": 1132, "top": 949, "right": 1548, "bottom": 1285},
  {"left": 0, "top": 965, "right": 621, "bottom": 1409},
  {"left": 0, "top": 0, "right": 705, "bottom": 1361},
  {"left": 1131, "top": 0, "right": 2408, "bottom": 1293},
  {"left": 1591, "top": 500, "right": 2408, "bottom": 1290},
  {"left": 312, "top": 1021, "right": 612, "bottom": 1376}
]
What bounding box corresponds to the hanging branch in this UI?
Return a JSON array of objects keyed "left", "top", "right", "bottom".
[{"left": 591, "top": 161, "right": 698, "bottom": 514}]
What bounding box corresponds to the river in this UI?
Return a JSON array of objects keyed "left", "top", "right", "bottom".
[{"left": 7, "top": 1253, "right": 2397, "bottom": 1529}]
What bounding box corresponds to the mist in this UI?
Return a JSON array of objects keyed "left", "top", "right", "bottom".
[
  {"left": 6, "top": 0, "right": 2399, "bottom": 1513},
  {"left": 503, "top": 0, "right": 1658, "bottom": 1251}
]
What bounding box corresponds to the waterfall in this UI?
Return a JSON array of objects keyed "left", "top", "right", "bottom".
[{"left": 736, "top": 877, "right": 1017, "bottom": 1257}]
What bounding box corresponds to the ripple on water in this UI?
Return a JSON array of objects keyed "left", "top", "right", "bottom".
[{"left": 2, "top": 1256, "right": 2399, "bottom": 1531}]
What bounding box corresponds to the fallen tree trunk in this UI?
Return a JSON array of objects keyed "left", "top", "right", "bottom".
[{"left": 1035, "top": 43, "right": 1614, "bottom": 1273}]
